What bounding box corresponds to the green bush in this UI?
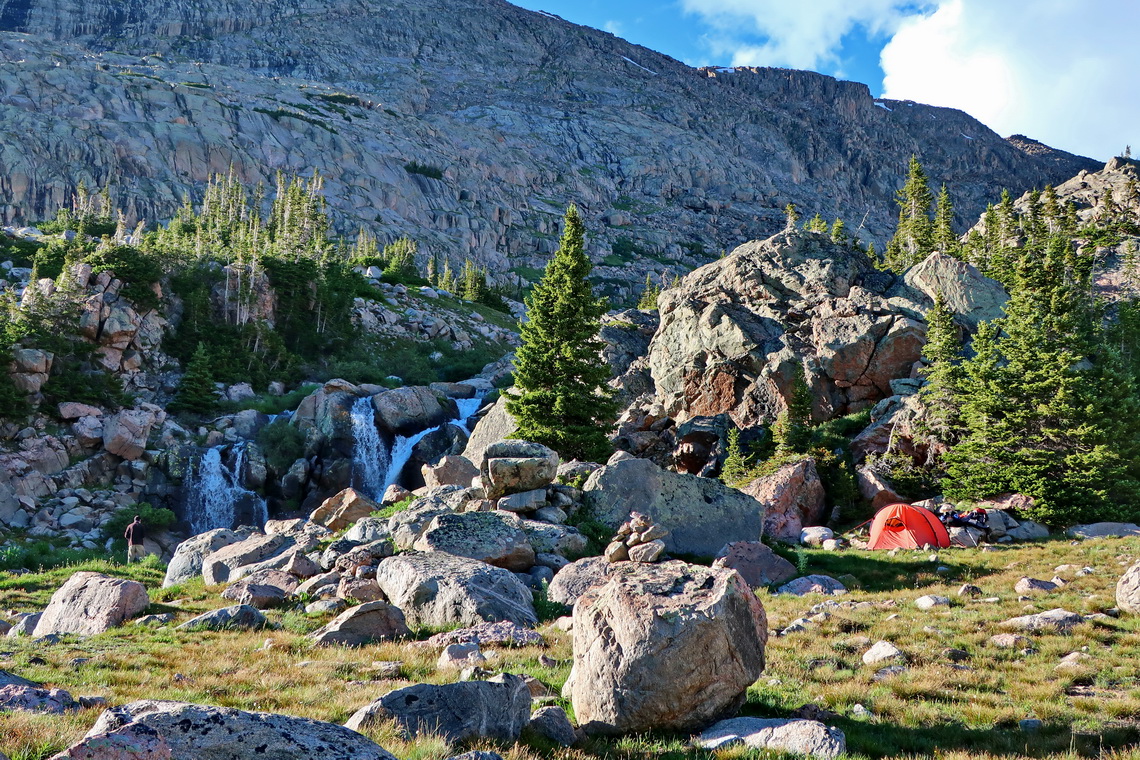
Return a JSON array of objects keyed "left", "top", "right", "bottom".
[
  {"left": 101, "top": 503, "right": 177, "bottom": 552},
  {"left": 85, "top": 245, "right": 163, "bottom": 310},
  {"left": 257, "top": 418, "right": 308, "bottom": 473},
  {"left": 0, "top": 540, "right": 106, "bottom": 572}
]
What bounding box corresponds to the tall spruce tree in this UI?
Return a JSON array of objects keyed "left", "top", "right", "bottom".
[
  {"left": 771, "top": 363, "right": 813, "bottom": 454},
  {"left": 885, "top": 155, "right": 934, "bottom": 272},
  {"left": 506, "top": 206, "right": 617, "bottom": 462},
  {"left": 932, "top": 184, "right": 959, "bottom": 257},
  {"left": 918, "top": 292, "right": 964, "bottom": 441},
  {"left": 170, "top": 343, "right": 218, "bottom": 414}
]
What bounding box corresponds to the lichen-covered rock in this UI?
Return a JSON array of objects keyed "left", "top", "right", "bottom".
[
  {"left": 548, "top": 557, "right": 618, "bottom": 607},
  {"left": 999, "top": 608, "right": 1082, "bottom": 632},
  {"left": 375, "top": 552, "right": 537, "bottom": 628},
  {"left": 84, "top": 700, "right": 396, "bottom": 760},
  {"left": 713, "top": 541, "right": 797, "bottom": 588},
  {"left": 565, "top": 561, "right": 766, "bottom": 734},
  {"left": 345, "top": 674, "right": 531, "bottom": 742},
  {"left": 413, "top": 511, "right": 536, "bottom": 571},
  {"left": 201, "top": 533, "right": 292, "bottom": 586},
  {"left": 49, "top": 722, "right": 173, "bottom": 760},
  {"left": 696, "top": 717, "right": 846, "bottom": 759},
  {"left": 176, "top": 605, "right": 266, "bottom": 632},
  {"left": 34, "top": 572, "right": 149, "bottom": 637},
  {"left": 582, "top": 458, "right": 763, "bottom": 557}
]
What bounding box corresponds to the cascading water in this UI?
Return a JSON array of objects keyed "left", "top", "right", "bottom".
[
  {"left": 380, "top": 391, "right": 488, "bottom": 491},
  {"left": 185, "top": 444, "right": 268, "bottom": 534},
  {"left": 351, "top": 396, "right": 387, "bottom": 499}
]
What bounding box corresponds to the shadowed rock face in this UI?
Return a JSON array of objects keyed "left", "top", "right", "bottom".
[{"left": 0, "top": 0, "right": 1096, "bottom": 298}]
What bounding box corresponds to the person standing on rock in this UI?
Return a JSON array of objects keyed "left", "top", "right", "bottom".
[{"left": 124, "top": 515, "right": 146, "bottom": 563}]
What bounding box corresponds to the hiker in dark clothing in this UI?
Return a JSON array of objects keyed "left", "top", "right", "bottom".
[{"left": 124, "top": 515, "right": 146, "bottom": 563}]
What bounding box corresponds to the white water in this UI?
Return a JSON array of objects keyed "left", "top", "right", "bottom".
[
  {"left": 186, "top": 444, "right": 268, "bottom": 534},
  {"left": 378, "top": 391, "right": 488, "bottom": 491},
  {"left": 351, "top": 396, "right": 388, "bottom": 499}
]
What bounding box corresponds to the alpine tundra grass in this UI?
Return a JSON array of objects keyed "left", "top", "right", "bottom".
[{"left": 2, "top": 537, "right": 1140, "bottom": 760}]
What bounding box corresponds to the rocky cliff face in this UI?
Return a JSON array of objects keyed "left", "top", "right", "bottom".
[{"left": 0, "top": 0, "right": 1098, "bottom": 299}]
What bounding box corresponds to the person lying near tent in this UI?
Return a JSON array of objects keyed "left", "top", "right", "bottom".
[{"left": 939, "top": 507, "right": 990, "bottom": 538}]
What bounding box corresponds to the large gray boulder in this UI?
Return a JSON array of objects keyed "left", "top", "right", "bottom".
[
  {"left": 1067, "top": 523, "right": 1140, "bottom": 539},
  {"left": 740, "top": 458, "right": 826, "bottom": 542},
  {"left": 413, "top": 511, "right": 536, "bottom": 571},
  {"left": 481, "top": 440, "right": 559, "bottom": 499},
  {"left": 202, "top": 533, "right": 293, "bottom": 586},
  {"left": 583, "top": 458, "right": 764, "bottom": 557},
  {"left": 163, "top": 528, "right": 245, "bottom": 588},
  {"left": 308, "top": 601, "right": 411, "bottom": 646},
  {"left": 85, "top": 700, "right": 396, "bottom": 760},
  {"left": 462, "top": 396, "right": 518, "bottom": 468},
  {"left": 345, "top": 674, "right": 531, "bottom": 742},
  {"left": 892, "top": 251, "right": 1007, "bottom": 331},
  {"left": 373, "top": 387, "right": 458, "bottom": 436},
  {"left": 374, "top": 552, "right": 537, "bottom": 628},
  {"left": 34, "top": 572, "right": 149, "bottom": 637},
  {"left": 1117, "top": 560, "right": 1140, "bottom": 615},
  {"left": 565, "top": 561, "right": 767, "bottom": 734}
]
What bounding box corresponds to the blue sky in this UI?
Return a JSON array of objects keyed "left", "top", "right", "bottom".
[{"left": 510, "top": 0, "right": 1138, "bottom": 162}]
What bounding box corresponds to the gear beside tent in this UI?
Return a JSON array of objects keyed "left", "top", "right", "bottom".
[{"left": 867, "top": 503, "right": 951, "bottom": 550}]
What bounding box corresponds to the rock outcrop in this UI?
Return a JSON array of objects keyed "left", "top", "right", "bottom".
[
  {"left": 583, "top": 457, "right": 764, "bottom": 557},
  {"left": 740, "top": 459, "right": 826, "bottom": 542},
  {"left": 565, "top": 561, "right": 766, "bottom": 734},
  {"left": 648, "top": 233, "right": 1005, "bottom": 427}
]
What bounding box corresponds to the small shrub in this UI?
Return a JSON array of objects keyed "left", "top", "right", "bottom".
[
  {"left": 257, "top": 418, "right": 308, "bottom": 473},
  {"left": 404, "top": 161, "right": 444, "bottom": 180},
  {"left": 85, "top": 245, "right": 163, "bottom": 310},
  {"left": 533, "top": 582, "right": 570, "bottom": 622},
  {"left": 370, "top": 496, "right": 416, "bottom": 521}
]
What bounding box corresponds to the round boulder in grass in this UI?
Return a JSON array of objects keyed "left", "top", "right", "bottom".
[
  {"left": 34, "top": 572, "right": 149, "bottom": 637},
  {"left": 565, "top": 560, "right": 767, "bottom": 734}
]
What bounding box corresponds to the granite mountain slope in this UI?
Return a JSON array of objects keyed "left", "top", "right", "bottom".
[{"left": 0, "top": 0, "right": 1098, "bottom": 298}]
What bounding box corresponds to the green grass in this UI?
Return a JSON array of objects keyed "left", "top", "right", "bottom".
[{"left": 3, "top": 537, "right": 1140, "bottom": 759}]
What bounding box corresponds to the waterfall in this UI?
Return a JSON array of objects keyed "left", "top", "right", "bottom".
[
  {"left": 351, "top": 396, "right": 387, "bottom": 499},
  {"left": 187, "top": 448, "right": 234, "bottom": 535},
  {"left": 185, "top": 444, "right": 268, "bottom": 534},
  {"left": 381, "top": 392, "right": 488, "bottom": 490}
]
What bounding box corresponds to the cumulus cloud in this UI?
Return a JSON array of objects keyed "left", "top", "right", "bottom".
[
  {"left": 880, "top": 0, "right": 1138, "bottom": 160},
  {"left": 678, "top": 0, "right": 927, "bottom": 70}
]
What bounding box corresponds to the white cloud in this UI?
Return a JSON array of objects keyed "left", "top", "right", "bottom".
[
  {"left": 603, "top": 19, "right": 624, "bottom": 36},
  {"left": 880, "top": 0, "right": 1140, "bottom": 160},
  {"left": 679, "top": 0, "right": 927, "bottom": 70}
]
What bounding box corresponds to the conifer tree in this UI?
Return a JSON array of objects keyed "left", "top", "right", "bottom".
[
  {"left": 506, "top": 206, "right": 617, "bottom": 462},
  {"left": 830, "top": 218, "right": 848, "bottom": 245},
  {"left": 460, "top": 258, "right": 485, "bottom": 301},
  {"left": 170, "top": 343, "right": 218, "bottom": 414},
  {"left": 804, "top": 213, "right": 828, "bottom": 234},
  {"left": 784, "top": 203, "right": 799, "bottom": 231},
  {"left": 720, "top": 427, "right": 753, "bottom": 486},
  {"left": 919, "top": 292, "right": 964, "bottom": 440},
  {"left": 771, "top": 363, "right": 813, "bottom": 454},
  {"left": 637, "top": 273, "right": 662, "bottom": 310},
  {"left": 932, "top": 184, "right": 958, "bottom": 257},
  {"left": 885, "top": 155, "right": 934, "bottom": 271}
]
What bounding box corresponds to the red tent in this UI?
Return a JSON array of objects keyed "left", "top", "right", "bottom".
[{"left": 867, "top": 503, "right": 950, "bottom": 550}]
